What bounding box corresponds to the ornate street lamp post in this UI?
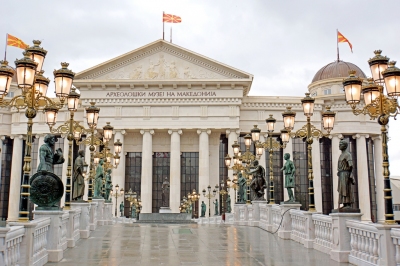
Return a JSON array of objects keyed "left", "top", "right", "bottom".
[
  {"left": 110, "top": 184, "right": 124, "bottom": 217},
  {"left": 342, "top": 50, "right": 400, "bottom": 224},
  {"left": 0, "top": 41, "right": 73, "bottom": 221},
  {"left": 202, "top": 185, "right": 217, "bottom": 217},
  {"left": 219, "top": 182, "right": 229, "bottom": 219},
  {"left": 281, "top": 98, "right": 336, "bottom": 212}
]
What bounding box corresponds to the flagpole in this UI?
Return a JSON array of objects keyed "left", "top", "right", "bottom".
[
  {"left": 4, "top": 33, "right": 8, "bottom": 61},
  {"left": 336, "top": 29, "right": 340, "bottom": 61},
  {"left": 163, "top": 11, "right": 165, "bottom": 40}
]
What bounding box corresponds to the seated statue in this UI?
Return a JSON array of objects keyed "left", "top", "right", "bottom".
[{"left": 249, "top": 160, "right": 267, "bottom": 201}]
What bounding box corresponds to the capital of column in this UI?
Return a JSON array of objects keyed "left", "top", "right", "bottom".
[
  {"left": 140, "top": 129, "right": 155, "bottom": 135},
  {"left": 35, "top": 133, "right": 45, "bottom": 139},
  {"left": 168, "top": 129, "right": 182, "bottom": 135},
  {"left": 352, "top": 133, "right": 369, "bottom": 139},
  {"left": 333, "top": 133, "right": 343, "bottom": 139},
  {"left": 197, "top": 129, "right": 211, "bottom": 135},
  {"left": 114, "top": 129, "right": 127, "bottom": 135},
  {"left": 0, "top": 136, "right": 6, "bottom": 141},
  {"left": 372, "top": 135, "right": 381, "bottom": 141},
  {"left": 226, "top": 129, "right": 240, "bottom": 135},
  {"left": 10, "top": 135, "right": 24, "bottom": 140}
]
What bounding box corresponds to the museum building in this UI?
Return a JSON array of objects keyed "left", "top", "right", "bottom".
[{"left": 0, "top": 40, "right": 384, "bottom": 222}]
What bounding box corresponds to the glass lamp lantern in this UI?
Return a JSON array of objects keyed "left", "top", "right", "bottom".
[
  {"left": 224, "top": 154, "right": 232, "bottom": 167},
  {"left": 322, "top": 106, "right": 336, "bottom": 133},
  {"left": 368, "top": 50, "right": 389, "bottom": 86},
  {"left": 343, "top": 70, "right": 363, "bottom": 104},
  {"left": 15, "top": 52, "right": 37, "bottom": 92},
  {"left": 114, "top": 155, "right": 120, "bottom": 166},
  {"left": 85, "top": 102, "right": 100, "bottom": 128},
  {"left": 282, "top": 106, "right": 296, "bottom": 131},
  {"left": 0, "top": 61, "right": 15, "bottom": 98},
  {"left": 256, "top": 143, "right": 264, "bottom": 157},
  {"left": 114, "top": 139, "right": 122, "bottom": 154},
  {"left": 265, "top": 115, "right": 276, "bottom": 132},
  {"left": 202, "top": 189, "right": 206, "bottom": 196},
  {"left": 54, "top": 62, "right": 75, "bottom": 102},
  {"left": 94, "top": 155, "right": 100, "bottom": 166},
  {"left": 26, "top": 40, "right": 47, "bottom": 73},
  {"left": 301, "top": 93, "right": 315, "bottom": 117},
  {"left": 232, "top": 141, "right": 240, "bottom": 156},
  {"left": 280, "top": 129, "right": 290, "bottom": 144},
  {"left": 44, "top": 106, "right": 58, "bottom": 128},
  {"left": 83, "top": 162, "right": 88, "bottom": 175},
  {"left": 103, "top": 122, "right": 113, "bottom": 143},
  {"left": 67, "top": 87, "right": 80, "bottom": 111},
  {"left": 382, "top": 61, "right": 400, "bottom": 97},
  {"left": 250, "top": 125, "right": 261, "bottom": 142},
  {"left": 244, "top": 134, "right": 252, "bottom": 150},
  {"left": 362, "top": 78, "right": 381, "bottom": 105},
  {"left": 34, "top": 70, "right": 50, "bottom": 96}
]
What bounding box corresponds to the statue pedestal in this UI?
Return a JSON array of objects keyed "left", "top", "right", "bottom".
[
  {"left": 159, "top": 207, "right": 172, "bottom": 213},
  {"left": 71, "top": 202, "right": 91, "bottom": 239},
  {"left": 329, "top": 212, "right": 362, "bottom": 263},
  {"left": 234, "top": 204, "right": 248, "bottom": 226},
  {"left": 278, "top": 203, "right": 301, "bottom": 239},
  {"left": 92, "top": 199, "right": 105, "bottom": 226},
  {"left": 89, "top": 202, "right": 98, "bottom": 231},
  {"left": 104, "top": 202, "right": 113, "bottom": 225},
  {"left": 34, "top": 210, "right": 68, "bottom": 262},
  {"left": 249, "top": 200, "right": 265, "bottom": 227}
]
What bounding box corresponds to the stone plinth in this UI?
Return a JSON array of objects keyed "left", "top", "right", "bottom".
[
  {"left": 278, "top": 203, "right": 301, "bottom": 239},
  {"left": 249, "top": 201, "right": 265, "bottom": 227},
  {"left": 138, "top": 213, "right": 193, "bottom": 223},
  {"left": 265, "top": 204, "right": 278, "bottom": 232},
  {"left": 104, "top": 202, "right": 113, "bottom": 225},
  {"left": 92, "top": 199, "right": 105, "bottom": 226},
  {"left": 329, "top": 212, "right": 362, "bottom": 263},
  {"left": 71, "top": 202, "right": 91, "bottom": 239},
  {"left": 234, "top": 204, "right": 248, "bottom": 226},
  {"left": 159, "top": 207, "right": 172, "bottom": 213},
  {"left": 303, "top": 211, "right": 320, "bottom": 249},
  {"left": 34, "top": 210, "right": 68, "bottom": 262},
  {"left": 67, "top": 208, "right": 81, "bottom": 248},
  {"left": 89, "top": 202, "right": 98, "bottom": 231}
]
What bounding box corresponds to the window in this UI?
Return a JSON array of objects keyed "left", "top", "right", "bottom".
[
  {"left": 124, "top": 152, "right": 142, "bottom": 217},
  {"left": 366, "top": 138, "right": 377, "bottom": 222},
  {"left": 292, "top": 138, "right": 308, "bottom": 210},
  {"left": 320, "top": 137, "right": 333, "bottom": 215},
  {"left": 181, "top": 152, "right": 199, "bottom": 218},
  {"left": 311, "top": 91, "right": 317, "bottom": 97},
  {"left": 323, "top": 89, "right": 331, "bottom": 95},
  {"left": 152, "top": 152, "right": 170, "bottom": 213},
  {"left": 0, "top": 138, "right": 13, "bottom": 220},
  {"left": 265, "top": 135, "right": 284, "bottom": 203}
]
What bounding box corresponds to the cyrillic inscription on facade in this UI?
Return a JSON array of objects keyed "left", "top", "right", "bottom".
[{"left": 105, "top": 91, "right": 217, "bottom": 98}]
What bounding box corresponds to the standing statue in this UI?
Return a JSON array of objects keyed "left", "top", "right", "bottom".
[
  {"left": 105, "top": 169, "right": 113, "bottom": 201},
  {"left": 226, "top": 194, "right": 232, "bottom": 213},
  {"left": 213, "top": 199, "right": 219, "bottom": 216},
  {"left": 120, "top": 201, "right": 124, "bottom": 217},
  {"left": 201, "top": 201, "right": 206, "bottom": 217},
  {"left": 130, "top": 203, "right": 136, "bottom": 219},
  {"left": 237, "top": 172, "right": 247, "bottom": 203},
  {"left": 93, "top": 159, "right": 104, "bottom": 198},
  {"left": 37, "top": 134, "right": 65, "bottom": 173},
  {"left": 336, "top": 140, "right": 357, "bottom": 211},
  {"left": 281, "top": 153, "right": 296, "bottom": 203},
  {"left": 249, "top": 160, "right": 267, "bottom": 200},
  {"left": 72, "top": 150, "right": 85, "bottom": 201},
  {"left": 161, "top": 177, "right": 170, "bottom": 207}
]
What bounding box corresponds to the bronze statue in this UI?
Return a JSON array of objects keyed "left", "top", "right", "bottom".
[
  {"left": 249, "top": 160, "right": 267, "bottom": 200},
  {"left": 281, "top": 153, "right": 296, "bottom": 203},
  {"left": 119, "top": 201, "right": 124, "bottom": 217},
  {"left": 94, "top": 159, "right": 104, "bottom": 198},
  {"left": 237, "top": 172, "right": 247, "bottom": 203},
  {"left": 72, "top": 150, "right": 85, "bottom": 201},
  {"left": 161, "top": 177, "right": 170, "bottom": 207},
  {"left": 201, "top": 201, "right": 206, "bottom": 217},
  {"left": 337, "top": 140, "right": 356, "bottom": 210},
  {"left": 226, "top": 194, "right": 231, "bottom": 213},
  {"left": 130, "top": 203, "right": 136, "bottom": 219},
  {"left": 37, "top": 134, "right": 65, "bottom": 173},
  {"left": 105, "top": 169, "right": 113, "bottom": 201},
  {"left": 213, "top": 199, "right": 219, "bottom": 215}
]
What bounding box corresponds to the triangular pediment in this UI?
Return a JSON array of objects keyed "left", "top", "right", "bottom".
[{"left": 75, "top": 40, "right": 252, "bottom": 81}]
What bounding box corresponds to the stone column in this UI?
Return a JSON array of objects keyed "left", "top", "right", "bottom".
[
  {"left": 226, "top": 129, "right": 239, "bottom": 210},
  {"left": 140, "top": 129, "right": 154, "bottom": 213},
  {"left": 113, "top": 130, "right": 126, "bottom": 216},
  {"left": 354, "top": 134, "right": 371, "bottom": 221},
  {"left": 7, "top": 135, "right": 23, "bottom": 221},
  {"left": 60, "top": 136, "right": 69, "bottom": 208},
  {"left": 168, "top": 129, "right": 182, "bottom": 213},
  {"left": 198, "top": 129, "right": 211, "bottom": 217},
  {"left": 0, "top": 137, "right": 4, "bottom": 180},
  {"left": 35, "top": 134, "right": 45, "bottom": 169},
  {"left": 83, "top": 145, "right": 91, "bottom": 201},
  {"left": 312, "top": 139, "right": 322, "bottom": 212},
  {"left": 331, "top": 134, "right": 342, "bottom": 209},
  {"left": 282, "top": 137, "right": 293, "bottom": 202},
  {"left": 373, "top": 136, "right": 385, "bottom": 223}
]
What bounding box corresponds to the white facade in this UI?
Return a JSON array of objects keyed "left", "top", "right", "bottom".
[{"left": 3, "top": 40, "right": 385, "bottom": 221}]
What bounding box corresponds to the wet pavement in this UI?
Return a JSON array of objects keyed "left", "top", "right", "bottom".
[{"left": 47, "top": 223, "right": 349, "bottom": 266}]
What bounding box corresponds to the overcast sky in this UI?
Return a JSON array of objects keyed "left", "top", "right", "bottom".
[{"left": 3, "top": 0, "right": 400, "bottom": 174}]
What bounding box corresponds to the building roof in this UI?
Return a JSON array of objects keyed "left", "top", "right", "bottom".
[{"left": 311, "top": 60, "right": 367, "bottom": 83}]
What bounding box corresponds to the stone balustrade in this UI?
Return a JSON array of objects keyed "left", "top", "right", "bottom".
[
  {"left": 198, "top": 201, "right": 400, "bottom": 265},
  {"left": 0, "top": 201, "right": 113, "bottom": 266}
]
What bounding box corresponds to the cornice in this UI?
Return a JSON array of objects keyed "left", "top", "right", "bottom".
[{"left": 82, "top": 98, "right": 241, "bottom": 105}]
